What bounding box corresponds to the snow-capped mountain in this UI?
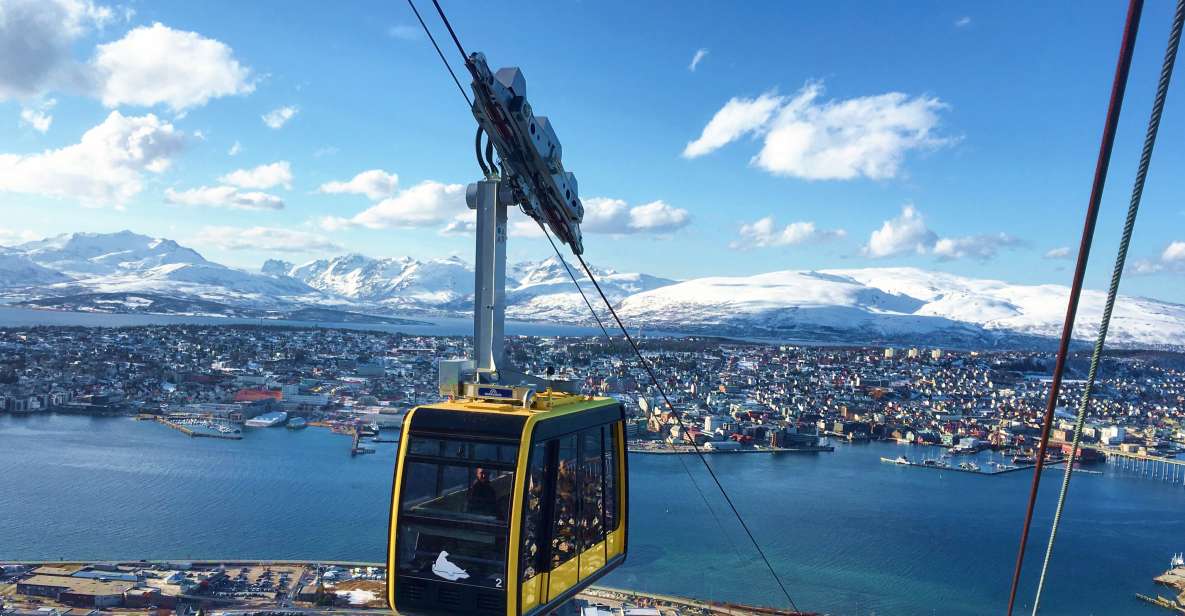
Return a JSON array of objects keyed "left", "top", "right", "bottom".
[
  {"left": 616, "top": 268, "right": 1185, "bottom": 348},
  {"left": 15, "top": 230, "right": 208, "bottom": 277},
  {"left": 267, "top": 253, "right": 675, "bottom": 317},
  {"left": 4, "top": 231, "right": 327, "bottom": 308},
  {"left": 1, "top": 231, "right": 1183, "bottom": 349},
  {"left": 267, "top": 254, "right": 471, "bottom": 308}
]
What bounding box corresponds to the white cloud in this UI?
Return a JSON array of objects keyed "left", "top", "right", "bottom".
[
  {"left": 582, "top": 198, "right": 691, "bottom": 235},
  {"left": 933, "top": 233, "right": 1022, "bottom": 261},
  {"left": 682, "top": 92, "right": 783, "bottom": 158},
  {"left": 510, "top": 219, "right": 545, "bottom": 238},
  {"left": 756, "top": 83, "right": 950, "bottom": 180},
  {"left": 733, "top": 216, "right": 846, "bottom": 249},
  {"left": 863, "top": 205, "right": 1021, "bottom": 261},
  {"left": 685, "top": 82, "right": 952, "bottom": 180},
  {"left": 262, "top": 106, "right": 298, "bottom": 129},
  {"left": 191, "top": 226, "right": 340, "bottom": 252},
  {"left": 0, "top": 228, "right": 41, "bottom": 245},
  {"left": 318, "top": 169, "right": 399, "bottom": 200},
  {"left": 0, "top": 0, "right": 112, "bottom": 100},
  {"left": 323, "top": 180, "right": 466, "bottom": 230},
  {"left": 19, "top": 99, "right": 56, "bottom": 132},
  {"left": 1164, "top": 241, "right": 1185, "bottom": 263},
  {"left": 441, "top": 212, "right": 544, "bottom": 238},
  {"left": 627, "top": 200, "right": 691, "bottom": 232},
  {"left": 689, "top": 48, "right": 709, "bottom": 72},
  {"left": 1044, "top": 246, "right": 1072, "bottom": 260},
  {"left": 863, "top": 205, "right": 937, "bottom": 258},
  {"left": 387, "top": 24, "right": 419, "bottom": 40},
  {"left": 0, "top": 111, "right": 184, "bottom": 205},
  {"left": 165, "top": 185, "right": 284, "bottom": 210},
  {"left": 227, "top": 141, "right": 242, "bottom": 156},
  {"left": 1136, "top": 241, "right": 1185, "bottom": 274},
  {"left": 92, "top": 22, "right": 254, "bottom": 112},
  {"left": 439, "top": 212, "right": 475, "bottom": 236},
  {"left": 325, "top": 181, "right": 689, "bottom": 237},
  {"left": 955, "top": 16, "right": 972, "bottom": 27},
  {"left": 219, "top": 161, "right": 292, "bottom": 190}
]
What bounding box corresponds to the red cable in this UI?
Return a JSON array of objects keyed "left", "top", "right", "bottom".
[{"left": 1005, "top": 1, "right": 1144, "bottom": 614}]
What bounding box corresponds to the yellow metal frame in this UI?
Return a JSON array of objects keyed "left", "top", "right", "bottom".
[{"left": 387, "top": 394, "right": 628, "bottom": 616}]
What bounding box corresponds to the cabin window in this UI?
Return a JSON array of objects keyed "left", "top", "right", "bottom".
[
  {"left": 401, "top": 462, "right": 514, "bottom": 521},
  {"left": 549, "top": 433, "right": 580, "bottom": 569},
  {"left": 604, "top": 423, "right": 619, "bottom": 532},
  {"left": 519, "top": 440, "right": 547, "bottom": 581},
  {"left": 398, "top": 434, "right": 517, "bottom": 590},
  {"left": 580, "top": 427, "right": 605, "bottom": 548},
  {"left": 397, "top": 521, "right": 508, "bottom": 589},
  {"left": 409, "top": 437, "right": 517, "bottom": 464}
]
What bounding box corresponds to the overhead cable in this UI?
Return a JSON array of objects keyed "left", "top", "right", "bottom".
[
  {"left": 1004, "top": 1, "right": 1144, "bottom": 614},
  {"left": 1030, "top": 1, "right": 1182, "bottom": 614}
]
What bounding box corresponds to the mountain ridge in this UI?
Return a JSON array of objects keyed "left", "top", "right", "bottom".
[{"left": 1, "top": 231, "right": 1182, "bottom": 349}]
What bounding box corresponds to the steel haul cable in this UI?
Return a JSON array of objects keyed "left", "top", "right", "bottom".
[
  {"left": 1004, "top": 1, "right": 1144, "bottom": 614},
  {"left": 534, "top": 219, "right": 613, "bottom": 343},
  {"left": 572, "top": 251, "right": 802, "bottom": 614},
  {"left": 405, "top": 0, "right": 470, "bottom": 107},
  {"left": 534, "top": 222, "right": 756, "bottom": 571},
  {"left": 1029, "top": 1, "right": 1182, "bottom": 613},
  {"left": 416, "top": 1, "right": 804, "bottom": 610}
]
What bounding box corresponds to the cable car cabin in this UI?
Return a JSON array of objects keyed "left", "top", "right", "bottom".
[{"left": 387, "top": 393, "right": 628, "bottom": 616}]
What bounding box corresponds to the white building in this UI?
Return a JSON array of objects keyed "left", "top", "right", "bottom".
[{"left": 1101, "top": 425, "right": 1126, "bottom": 445}]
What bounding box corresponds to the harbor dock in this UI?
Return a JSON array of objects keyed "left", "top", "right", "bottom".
[
  {"left": 880, "top": 456, "right": 1067, "bottom": 476},
  {"left": 156, "top": 416, "right": 242, "bottom": 440},
  {"left": 629, "top": 444, "right": 834, "bottom": 455}
]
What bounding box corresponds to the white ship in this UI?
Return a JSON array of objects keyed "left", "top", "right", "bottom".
[{"left": 245, "top": 411, "right": 288, "bottom": 428}]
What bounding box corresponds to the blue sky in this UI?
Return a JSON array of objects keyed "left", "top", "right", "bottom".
[{"left": 1, "top": 0, "right": 1183, "bottom": 302}]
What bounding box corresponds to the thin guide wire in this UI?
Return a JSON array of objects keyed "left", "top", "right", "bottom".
[{"left": 1029, "top": 1, "right": 1182, "bottom": 613}]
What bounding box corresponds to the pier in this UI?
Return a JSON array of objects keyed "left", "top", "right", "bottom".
[
  {"left": 156, "top": 416, "right": 242, "bottom": 440},
  {"left": 630, "top": 444, "right": 834, "bottom": 455},
  {"left": 881, "top": 457, "right": 1067, "bottom": 476},
  {"left": 1136, "top": 561, "right": 1185, "bottom": 614},
  {"left": 1103, "top": 448, "right": 1185, "bottom": 484},
  {"left": 349, "top": 428, "right": 375, "bottom": 456}
]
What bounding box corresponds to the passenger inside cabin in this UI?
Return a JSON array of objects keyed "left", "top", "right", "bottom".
[{"left": 467, "top": 466, "right": 498, "bottom": 517}]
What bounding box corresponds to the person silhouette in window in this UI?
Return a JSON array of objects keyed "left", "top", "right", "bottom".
[{"left": 466, "top": 467, "right": 498, "bottom": 517}]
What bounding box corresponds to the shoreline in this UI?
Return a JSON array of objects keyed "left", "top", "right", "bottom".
[
  {"left": 0, "top": 559, "right": 806, "bottom": 615},
  {"left": 629, "top": 445, "right": 834, "bottom": 455}
]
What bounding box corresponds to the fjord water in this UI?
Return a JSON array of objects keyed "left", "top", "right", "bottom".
[{"left": 2, "top": 414, "right": 1180, "bottom": 615}]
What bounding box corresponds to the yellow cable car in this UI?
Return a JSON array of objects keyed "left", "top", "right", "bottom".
[{"left": 387, "top": 391, "right": 628, "bottom": 615}]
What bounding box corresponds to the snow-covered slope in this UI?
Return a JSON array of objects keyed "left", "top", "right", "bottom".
[
  {"left": 0, "top": 250, "right": 73, "bottom": 287},
  {"left": 616, "top": 267, "right": 1185, "bottom": 348},
  {"left": 45, "top": 261, "right": 326, "bottom": 308},
  {"left": 506, "top": 256, "right": 675, "bottom": 320}
]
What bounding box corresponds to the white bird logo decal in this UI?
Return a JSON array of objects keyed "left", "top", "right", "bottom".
[{"left": 431, "top": 551, "right": 470, "bottom": 581}]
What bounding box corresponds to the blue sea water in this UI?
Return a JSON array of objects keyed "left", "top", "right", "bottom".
[{"left": 1, "top": 413, "right": 1181, "bottom": 615}]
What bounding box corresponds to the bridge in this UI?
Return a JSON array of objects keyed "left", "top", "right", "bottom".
[{"left": 1101, "top": 447, "right": 1185, "bottom": 484}]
